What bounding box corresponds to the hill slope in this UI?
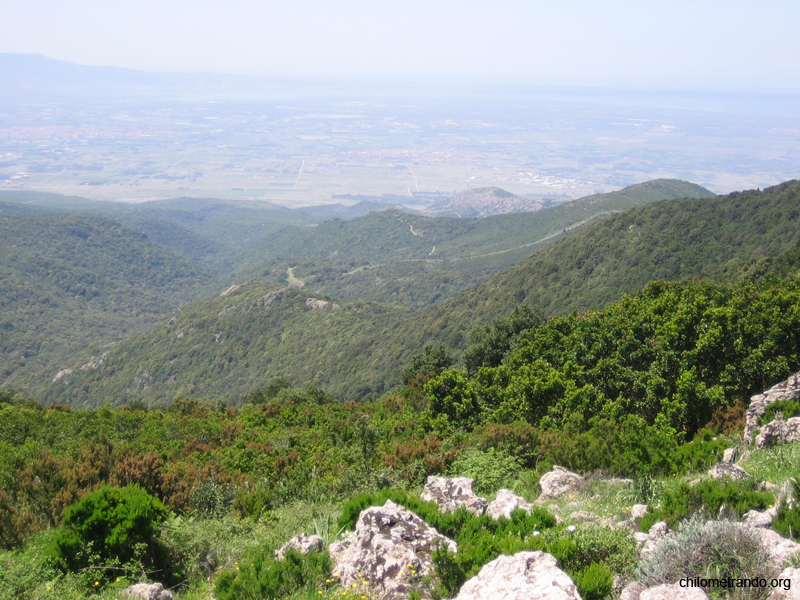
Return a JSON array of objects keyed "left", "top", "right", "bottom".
[
  {"left": 50, "top": 182, "right": 799, "bottom": 407},
  {"left": 247, "top": 179, "right": 714, "bottom": 308},
  {"left": 0, "top": 213, "right": 210, "bottom": 392}
]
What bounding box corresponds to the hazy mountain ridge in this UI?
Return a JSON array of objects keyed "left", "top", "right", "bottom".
[{"left": 425, "top": 186, "right": 545, "bottom": 218}]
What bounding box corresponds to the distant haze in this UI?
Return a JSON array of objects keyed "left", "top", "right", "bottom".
[{"left": 1, "top": 0, "right": 799, "bottom": 92}]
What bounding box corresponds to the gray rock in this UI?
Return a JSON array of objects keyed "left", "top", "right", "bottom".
[
  {"left": 752, "top": 527, "right": 800, "bottom": 570},
  {"left": 631, "top": 504, "right": 649, "bottom": 520},
  {"left": 767, "top": 566, "right": 800, "bottom": 599},
  {"left": 454, "top": 551, "right": 581, "bottom": 600},
  {"left": 123, "top": 583, "right": 174, "bottom": 600},
  {"left": 330, "top": 499, "right": 457, "bottom": 600},
  {"left": 537, "top": 466, "right": 585, "bottom": 501},
  {"left": 569, "top": 510, "right": 600, "bottom": 522},
  {"left": 420, "top": 476, "right": 487, "bottom": 516},
  {"left": 619, "top": 581, "right": 646, "bottom": 600},
  {"left": 746, "top": 372, "right": 800, "bottom": 440},
  {"left": 486, "top": 489, "right": 533, "bottom": 520},
  {"left": 640, "top": 583, "right": 709, "bottom": 600},
  {"left": 275, "top": 533, "right": 324, "bottom": 560},
  {"left": 744, "top": 506, "right": 778, "bottom": 528},
  {"left": 756, "top": 417, "right": 800, "bottom": 450},
  {"left": 707, "top": 463, "right": 750, "bottom": 480},
  {"left": 722, "top": 447, "right": 738, "bottom": 464},
  {"left": 639, "top": 521, "right": 669, "bottom": 557}
]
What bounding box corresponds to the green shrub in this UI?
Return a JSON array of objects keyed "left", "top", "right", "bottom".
[
  {"left": 772, "top": 478, "right": 800, "bottom": 540},
  {"left": 448, "top": 447, "right": 521, "bottom": 496},
  {"left": 672, "top": 429, "right": 729, "bottom": 473},
  {"left": 760, "top": 400, "right": 800, "bottom": 425},
  {"left": 573, "top": 562, "right": 613, "bottom": 600},
  {"left": 640, "top": 478, "right": 774, "bottom": 531},
  {"left": 48, "top": 485, "right": 170, "bottom": 582},
  {"left": 214, "top": 547, "right": 331, "bottom": 600}
]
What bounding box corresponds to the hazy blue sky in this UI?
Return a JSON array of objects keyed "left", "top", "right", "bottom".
[{"left": 2, "top": 0, "right": 799, "bottom": 91}]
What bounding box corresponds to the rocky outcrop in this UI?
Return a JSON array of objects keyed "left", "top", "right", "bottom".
[
  {"left": 744, "top": 506, "right": 778, "bottom": 528},
  {"left": 330, "top": 500, "right": 457, "bottom": 600},
  {"left": 122, "top": 583, "right": 174, "bottom": 600},
  {"left": 306, "top": 298, "right": 338, "bottom": 310},
  {"left": 634, "top": 521, "right": 669, "bottom": 557},
  {"left": 639, "top": 583, "right": 709, "bottom": 600},
  {"left": 751, "top": 527, "right": 800, "bottom": 570},
  {"left": 768, "top": 567, "right": 800, "bottom": 599},
  {"left": 707, "top": 463, "right": 750, "bottom": 480},
  {"left": 756, "top": 417, "right": 800, "bottom": 450},
  {"left": 486, "top": 489, "right": 533, "bottom": 520},
  {"left": 746, "top": 372, "right": 800, "bottom": 440},
  {"left": 274, "top": 534, "right": 323, "bottom": 560},
  {"left": 420, "top": 476, "right": 487, "bottom": 516},
  {"left": 537, "top": 466, "right": 584, "bottom": 501},
  {"left": 454, "top": 551, "right": 581, "bottom": 600}
]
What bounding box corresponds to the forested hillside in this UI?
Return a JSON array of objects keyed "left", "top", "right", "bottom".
[
  {"left": 46, "top": 182, "right": 800, "bottom": 407},
  {"left": 0, "top": 213, "right": 210, "bottom": 392},
  {"left": 246, "top": 179, "right": 714, "bottom": 308}
]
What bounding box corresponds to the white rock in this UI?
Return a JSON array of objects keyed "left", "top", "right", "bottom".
[
  {"left": 486, "top": 489, "right": 534, "bottom": 520},
  {"left": 767, "top": 566, "right": 800, "bottom": 599},
  {"left": 631, "top": 504, "right": 648, "bottom": 520},
  {"left": 454, "top": 551, "right": 581, "bottom": 600},
  {"left": 274, "top": 533, "right": 323, "bottom": 560},
  {"left": 537, "top": 466, "right": 585, "bottom": 501},
  {"left": 420, "top": 476, "right": 487, "bottom": 516},
  {"left": 744, "top": 506, "right": 778, "bottom": 528},
  {"left": 123, "top": 583, "right": 174, "bottom": 600},
  {"left": 756, "top": 417, "right": 800, "bottom": 450},
  {"left": 746, "top": 372, "right": 800, "bottom": 440},
  {"left": 752, "top": 527, "right": 800, "bottom": 570},
  {"left": 331, "top": 500, "right": 457, "bottom": 600},
  {"left": 722, "top": 447, "right": 738, "bottom": 464},
  {"left": 619, "top": 581, "right": 646, "bottom": 600},
  {"left": 707, "top": 463, "right": 750, "bottom": 480}
]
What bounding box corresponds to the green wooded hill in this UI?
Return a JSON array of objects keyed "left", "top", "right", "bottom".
[
  {"left": 246, "top": 179, "right": 714, "bottom": 308},
  {"left": 0, "top": 212, "right": 210, "bottom": 393},
  {"left": 429, "top": 179, "right": 800, "bottom": 330},
  {"left": 48, "top": 181, "right": 799, "bottom": 407},
  {"left": 43, "top": 284, "right": 416, "bottom": 407},
  {"left": 0, "top": 192, "right": 313, "bottom": 275}
]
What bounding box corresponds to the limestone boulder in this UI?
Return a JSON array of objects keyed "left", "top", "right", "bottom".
[
  {"left": 767, "top": 567, "right": 800, "bottom": 599},
  {"left": 454, "top": 551, "right": 581, "bottom": 600},
  {"left": 420, "top": 476, "right": 487, "bottom": 516},
  {"left": 537, "top": 466, "right": 584, "bottom": 502},
  {"left": 746, "top": 372, "right": 800, "bottom": 440},
  {"left": 274, "top": 533, "right": 323, "bottom": 560},
  {"left": 330, "top": 499, "right": 457, "bottom": 600},
  {"left": 486, "top": 489, "right": 533, "bottom": 520},
  {"left": 752, "top": 527, "right": 800, "bottom": 570},
  {"left": 744, "top": 506, "right": 778, "bottom": 528},
  {"left": 123, "top": 583, "right": 174, "bottom": 600},
  {"left": 637, "top": 521, "right": 669, "bottom": 557},
  {"left": 707, "top": 463, "right": 750, "bottom": 481},
  {"left": 756, "top": 417, "right": 800, "bottom": 450}
]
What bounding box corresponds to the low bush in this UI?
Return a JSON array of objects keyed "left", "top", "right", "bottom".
[
  {"left": 639, "top": 516, "right": 777, "bottom": 599},
  {"left": 572, "top": 562, "right": 613, "bottom": 600},
  {"left": 760, "top": 400, "right": 800, "bottom": 425},
  {"left": 448, "top": 447, "right": 521, "bottom": 496},
  {"left": 640, "top": 478, "right": 774, "bottom": 531},
  {"left": 214, "top": 547, "right": 332, "bottom": 600},
  {"left": 48, "top": 485, "right": 170, "bottom": 582},
  {"left": 772, "top": 478, "right": 800, "bottom": 540}
]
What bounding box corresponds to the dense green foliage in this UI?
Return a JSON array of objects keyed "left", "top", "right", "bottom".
[
  {"left": 0, "top": 212, "right": 210, "bottom": 396},
  {"left": 214, "top": 548, "right": 332, "bottom": 600},
  {"left": 245, "top": 179, "right": 713, "bottom": 309},
  {"left": 427, "top": 278, "right": 800, "bottom": 444},
  {"left": 49, "top": 485, "right": 169, "bottom": 579},
  {"left": 639, "top": 478, "right": 774, "bottom": 531}
]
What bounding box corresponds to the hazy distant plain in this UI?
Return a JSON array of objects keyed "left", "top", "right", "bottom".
[{"left": 2, "top": 93, "right": 799, "bottom": 206}]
